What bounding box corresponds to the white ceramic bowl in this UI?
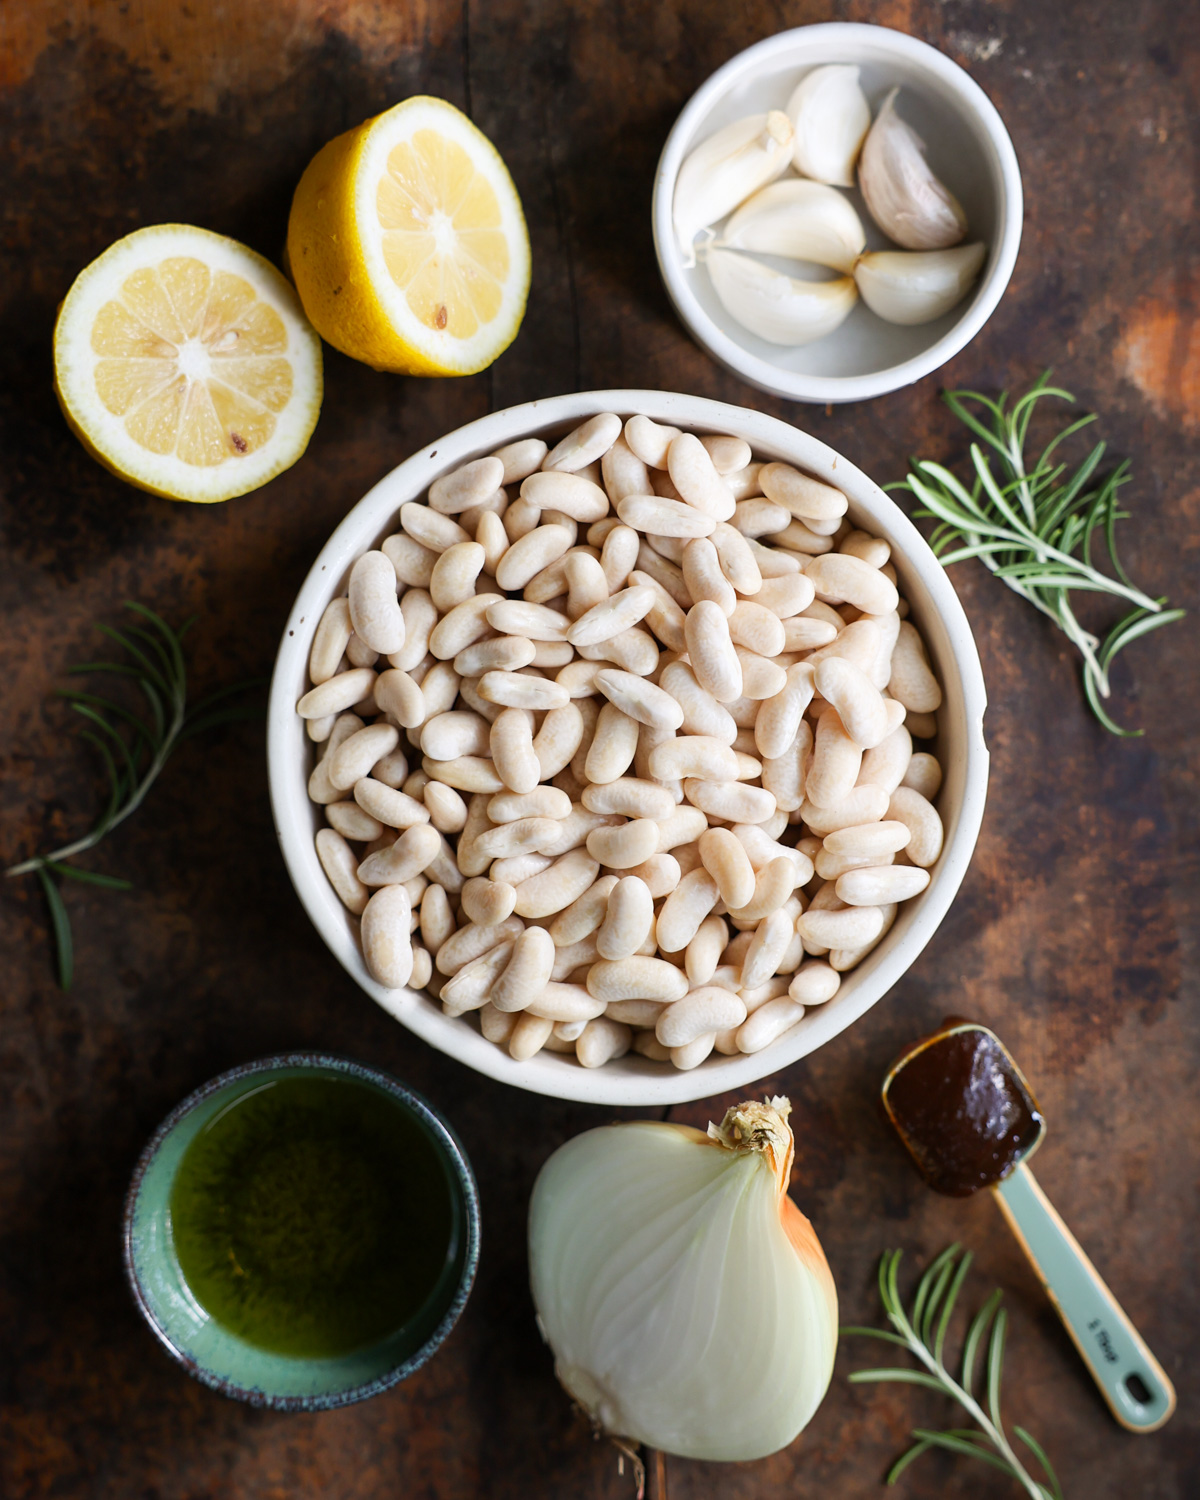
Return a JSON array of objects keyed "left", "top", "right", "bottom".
[
  {"left": 268, "top": 390, "right": 989, "bottom": 1105},
  {"left": 652, "top": 23, "right": 1023, "bottom": 404}
]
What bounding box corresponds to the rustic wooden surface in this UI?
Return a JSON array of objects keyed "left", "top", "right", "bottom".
[{"left": 1, "top": 1, "right": 1196, "bottom": 1495}]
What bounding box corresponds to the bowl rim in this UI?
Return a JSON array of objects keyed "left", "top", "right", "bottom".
[
  {"left": 651, "top": 21, "right": 1024, "bottom": 404},
  {"left": 122, "top": 1052, "right": 482, "bottom": 1410},
  {"left": 267, "top": 388, "right": 989, "bottom": 1106}
]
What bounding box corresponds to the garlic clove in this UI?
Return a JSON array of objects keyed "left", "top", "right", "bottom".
[
  {"left": 718, "top": 179, "right": 867, "bottom": 275},
  {"left": 858, "top": 89, "right": 968, "bottom": 250},
  {"left": 854, "top": 243, "right": 987, "bottom": 325},
  {"left": 672, "top": 111, "right": 794, "bottom": 267},
  {"left": 703, "top": 246, "right": 857, "bottom": 347},
  {"left": 786, "top": 64, "right": 872, "bottom": 188}
]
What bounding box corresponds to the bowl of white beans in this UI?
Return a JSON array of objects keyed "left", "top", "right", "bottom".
[{"left": 268, "top": 390, "right": 988, "bottom": 1105}]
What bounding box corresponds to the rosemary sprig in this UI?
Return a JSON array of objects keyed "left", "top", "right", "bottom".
[
  {"left": 894, "top": 373, "right": 1184, "bottom": 735},
  {"left": 5, "top": 601, "right": 262, "bottom": 988},
  {"left": 843, "top": 1245, "right": 1063, "bottom": 1499}
]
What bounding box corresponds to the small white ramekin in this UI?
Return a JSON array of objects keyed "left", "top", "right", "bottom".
[
  {"left": 268, "top": 391, "right": 989, "bottom": 1106},
  {"left": 652, "top": 23, "right": 1023, "bottom": 404}
]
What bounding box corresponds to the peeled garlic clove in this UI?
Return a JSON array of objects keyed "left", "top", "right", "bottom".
[
  {"left": 704, "top": 246, "right": 857, "bottom": 346},
  {"left": 786, "top": 64, "right": 872, "bottom": 188},
  {"left": 673, "top": 111, "right": 794, "bottom": 267},
  {"left": 854, "top": 243, "right": 987, "bottom": 325},
  {"left": 718, "top": 179, "right": 867, "bottom": 275},
  {"left": 858, "top": 89, "right": 968, "bottom": 250}
]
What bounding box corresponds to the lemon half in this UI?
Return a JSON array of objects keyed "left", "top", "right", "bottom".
[
  {"left": 287, "top": 96, "right": 530, "bottom": 376},
  {"left": 54, "top": 224, "right": 323, "bottom": 503}
]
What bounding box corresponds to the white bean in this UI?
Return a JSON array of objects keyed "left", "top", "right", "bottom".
[
  {"left": 858, "top": 724, "right": 913, "bottom": 794},
  {"left": 509, "top": 1011, "right": 555, "bottom": 1060},
  {"left": 736, "top": 996, "right": 805, "bottom": 1054},
  {"left": 309, "top": 597, "right": 353, "bottom": 685},
  {"left": 429, "top": 457, "right": 505, "bottom": 514},
  {"left": 656, "top": 867, "right": 719, "bottom": 951},
  {"left": 297, "top": 667, "right": 377, "bottom": 719},
  {"left": 626, "top": 853, "right": 681, "bottom": 898},
  {"left": 616, "top": 493, "right": 716, "bottom": 538},
  {"left": 357, "top": 823, "right": 442, "bottom": 885},
  {"left": 805, "top": 708, "right": 862, "bottom": 809},
  {"left": 420, "top": 711, "right": 490, "bottom": 760},
  {"left": 583, "top": 702, "right": 639, "bottom": 784},
  {"left": 837, "top": 864, "right": 930, "bottom": 905},
  {"left": 888, "top": 621, "right": 943, "bottom": 712},
  {"left": 814, "top": 656, "right": 888, "bottom": 751},
  {"left": 520, "top": 470, "right": 610, "bottom": 521},
  {"left": 360, "top": 884, "right": 413, "bottom": 988},
  {"left": 544, "top": 412, "right": 622, "bottom": 472},
  {"left": 587, "top": 956, "right": 689, "bottom": 1002},
  {"left": 593, "top": 668, "right": 683, "bottom": 731},
  {"left": 902, "top": 752, "right": 943, "bottom": 800},
  {"left": 576, "top": 1015, "right": 632, "bottom": 1068},
  {"left": 797, "top": 904, "right": 885, "bottom": 949},
  {"left": 684, "top": 600, "right": 742, "bottom": 704},
  {"left": 788, "top": 961, "right": 841, "bottom": 1004},
  {"left": 513, "top": 847, "right": 600, "bottom": 918},
  {"left": 683, "top": 778, "right": 775, "bottom": 824},
  {"left": 488, "top": 785, "right": 572, "bottom": 823},
  {"left": 382, "top": 532, "right": 437, "bottom": 588},
  {"left": 442, "top": 940, "right": 516, "bottom": 1014},
  {"left": 486, "top": 702, "right": 540, "bottom": 798},
  {"left": 596, "top": 876, "right": 655, "bottom": 959},
  {"left": 887, "top": 786, "right": 944, "bottom": 867},
  {"left": 491, "top": 926, "right": 557, "bottom": 1012},
  {"left": 430, "top": 541, "right": 486, "bottom": 610},
  {"left": 739, "top": 907, "right": 795, "bottom": 989},
  {"left": 428, "top": 594, "right": 503, "bottom": 659},
  {"left": 624, "top": 414, "right": 681, "bottom": 468},
  {"left": 326, "top": 801, "right": 384, "bottom": 842},
  {"left": 698, "top": 827, "right": 756, "bottom": 909},
  {"left": 657, "top": 986, "right": 746, "bottom": 1047},
  {"left": 586, "top": 818, "right": 660, "bottom": 869},
  {"left": 806, "top": 554, "right": 899, "bottom": 615},
  {"left": 329, "top": 723, "right": 400, "bottom": 790},
  {"left": 315, "top": 828, "right": 369, "bottom": 915},
  {"left": 666, "top": 433, "right": 736, "bottom": 521},
  {"left": 354, "top": 778, "right": 431, "bottom": 829},
  {"left": 400, "top": 502, "right": 471, "bottom": 553},
  {"left": 581, "top": 778, "right": 676, "bottom": 820},
  {"left": 493, "top": 438, "right": 548, "bottom": 485}
]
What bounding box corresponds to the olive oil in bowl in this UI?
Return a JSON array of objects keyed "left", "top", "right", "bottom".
[
  {"left": 170, "top": 1075, "right": 458, "bottom": 1357},
  {"left": 125, "top": 1056, "right": 480, "bottom": 1408}
]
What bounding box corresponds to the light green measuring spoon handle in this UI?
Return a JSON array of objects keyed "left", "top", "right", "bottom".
[{"left": 993, "top": 1163, "right": 1176, "bottom": 1432}]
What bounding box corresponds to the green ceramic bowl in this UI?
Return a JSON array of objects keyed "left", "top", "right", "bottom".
[{"left": 123, "top": 1054, "right": 480, "bottom": 1409}]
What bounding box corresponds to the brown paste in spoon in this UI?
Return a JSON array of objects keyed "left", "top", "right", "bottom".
[{"left": 882, "top": 1019, "right": 1045, "bottom": 1197}]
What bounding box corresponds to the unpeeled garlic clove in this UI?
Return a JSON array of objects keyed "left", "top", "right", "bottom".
[
  {"left": 854, "top": 243, "right": 987, "bottom": 325},
  {"left": 858, "top": 89, "right": 968, "bottom": 250},
  {"left": 673, "top": 111, "right": 794, "bottom": 267},
  {"left": 786, "top": 64, "right": 872, "bottom": 188},
  {"left": 718, "top": 179, "right": 867, "bottom": 275},
  {"left": 702, "top": 246, "right": 857, "bottom": 346}
]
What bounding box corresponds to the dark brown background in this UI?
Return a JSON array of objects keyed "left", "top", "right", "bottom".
[{"left": 1, "top": 1, "right": 1196, "bottom": 1496}]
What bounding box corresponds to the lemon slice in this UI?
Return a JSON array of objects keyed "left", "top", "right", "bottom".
[
  {"left": 54, "top": 225, "right": 323, "bottom": 503},
  {"left": 287, "top": 96, "right": 530, "bottom": 376}
]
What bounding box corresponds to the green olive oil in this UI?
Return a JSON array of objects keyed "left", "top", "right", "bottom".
[{"left": 169, "top": 1075, "right": 458, "bottom": 1358}]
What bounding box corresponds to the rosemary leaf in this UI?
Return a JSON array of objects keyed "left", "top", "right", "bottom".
[
  {"left": 36, "top": 866, "right": 73, "bottom": 991},
  {"left": 7, "top": 602, "right": 261, "bottom": 988},
  {"left": 894, "top": 373, "right": 1184, "bottom": 735},
  {"left": 844, "top": 1247, "right": 1062, "bottom": 1499}
]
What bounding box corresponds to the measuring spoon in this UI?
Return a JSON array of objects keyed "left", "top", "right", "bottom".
[{"left": 882, "top": 1018, "right": 1175, "bottom": 1433}]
